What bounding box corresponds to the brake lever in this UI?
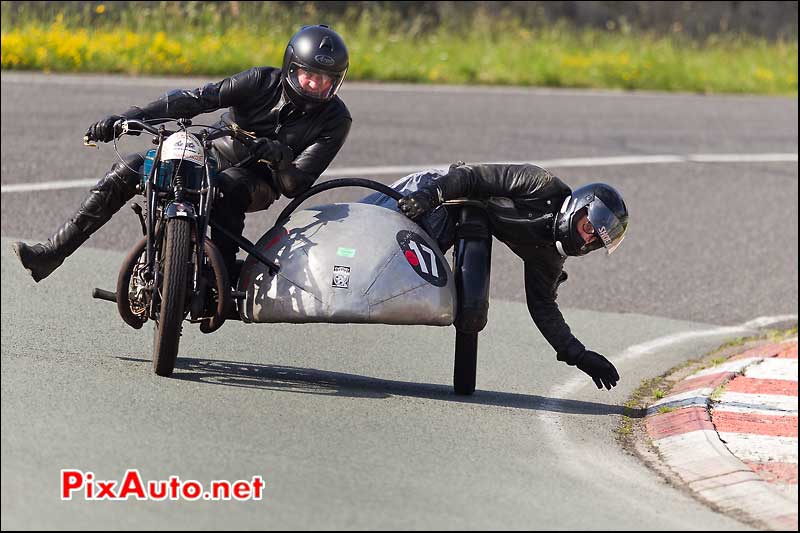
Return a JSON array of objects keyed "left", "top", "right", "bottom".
[
  {"left": 120, "top": 121, "right": 143, "bottom": 137},
  {"left": 230, "top": 122, "right": 257, "bottom": 140}
]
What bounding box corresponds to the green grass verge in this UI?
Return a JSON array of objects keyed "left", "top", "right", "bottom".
[{"left": 1, "top": 6, "right": 796, "bottom": 95}]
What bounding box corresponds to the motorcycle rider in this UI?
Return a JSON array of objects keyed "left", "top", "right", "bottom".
[
  {"left": 366, "top": 163, "right": 628, "bottom": 390},
  {"left": 13, "top": 25, "right": 352, "bottom": 285}
]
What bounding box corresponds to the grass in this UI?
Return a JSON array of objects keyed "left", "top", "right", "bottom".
[
  {"left": 708, "top": 326, "right": 798, "bottom": 359},
  {"left": 1, "top": 2, "right": 797, "bottom": 95},
  {"left": 770, "top": 325, "right": 798, "bottom": 340},
  {"left": 709, "top": 384, "right": 727, "bottom": 403},
  {"left": 617, "top": 418, "right": 633, "bottom": 437},
  {"left": 614, "top": 376, "right": 667, "bottom": 442}
]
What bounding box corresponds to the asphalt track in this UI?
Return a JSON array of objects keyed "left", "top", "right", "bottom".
[{"left": 1, "top": 72, "right": 797, "bottom": 529}]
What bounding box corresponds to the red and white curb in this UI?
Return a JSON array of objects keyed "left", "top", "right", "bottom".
[{"left": 645, "top": 339, "right": 798, "bottom": 530}]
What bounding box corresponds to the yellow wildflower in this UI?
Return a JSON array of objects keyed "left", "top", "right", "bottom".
[
  {"left": 561, "top": 54, "right": 592, "bottom": 69},
  {"left": 754, "top": 67, "right": 775, "bottom": 82}
]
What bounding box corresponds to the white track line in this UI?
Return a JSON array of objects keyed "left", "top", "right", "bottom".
[{"left": 2, "top": 153, "right": 797, "bottom": 194}]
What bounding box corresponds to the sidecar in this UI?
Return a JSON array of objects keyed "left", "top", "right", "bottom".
[
  {"left": 237, "top": 179, "right": 493, "bottom": 395},
  {"left": 238, "top": 202, "right": 455, "bottom": 325}
]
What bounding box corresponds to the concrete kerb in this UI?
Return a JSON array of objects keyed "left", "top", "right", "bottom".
[{"left": 641, "top": 338, "right": 798, "bottom": 530}]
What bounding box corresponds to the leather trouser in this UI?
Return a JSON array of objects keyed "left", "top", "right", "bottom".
[
  {"left": 211, "top": 160, "right": 277, "bottom": 280},
  {"left": 45, "top": 154, "right": 144, "bottom": 260},
  {"left": 73, "top": 153, "right": 144, "bottom": 235},
  {"left": 24, "top": 153, "right": 143, "bottom": 277}
]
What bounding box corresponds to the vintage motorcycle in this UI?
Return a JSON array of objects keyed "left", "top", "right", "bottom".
[{"left": 92, "top": 119, "right": 493, "bottom": 395}]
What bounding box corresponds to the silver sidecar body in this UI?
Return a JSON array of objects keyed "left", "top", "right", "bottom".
[{"left": 237, "top": 202, "right": 456, "bottom": 326}]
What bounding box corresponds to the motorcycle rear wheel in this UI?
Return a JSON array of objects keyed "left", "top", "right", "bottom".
[{"left": 153, "top": 218, "right": 193, "bottom": 377}]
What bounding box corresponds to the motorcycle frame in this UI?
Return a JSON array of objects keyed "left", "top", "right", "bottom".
[{"left": 140, "top": 122, "right": 219, "bottom": 321}]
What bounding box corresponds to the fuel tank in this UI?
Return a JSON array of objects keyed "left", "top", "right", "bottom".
[{"left": 238, "top": 203, "right": 455, "bottom": 325}]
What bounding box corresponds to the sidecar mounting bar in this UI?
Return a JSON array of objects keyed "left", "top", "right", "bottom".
[
  {"left": 92, "top": 288, "right": 117, "bottom": 303},
  {"left": 274, "top": 178, "right": 404, "bottom": 227},
  {"left": 208, "top": 219, "right": 280, "bottom": 275}
]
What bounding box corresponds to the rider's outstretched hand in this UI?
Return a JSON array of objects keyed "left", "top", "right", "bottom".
[
  {"left": 398, "top": 188, "right": 441, "bottom": 221},
  {"left": 575, "top": 350, "right": 620, "bottom": 390},
  {"left": 85, "top": 115, "right": 124, "bottom": 143}
]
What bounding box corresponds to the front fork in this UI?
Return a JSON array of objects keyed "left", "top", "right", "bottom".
[{"left": 146, "top": 202, "right": 200, "bottom": 321}]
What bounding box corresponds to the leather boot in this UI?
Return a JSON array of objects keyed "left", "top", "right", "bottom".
[
  {"left": 12, "top": 154, "right": 142, "bottom": 282},
  {"left": 12, "top": 221, "right": 89, "bottom": 282}
]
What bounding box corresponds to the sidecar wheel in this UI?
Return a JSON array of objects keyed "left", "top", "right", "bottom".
[
  {"left": 153, "top": 218, "right": 192, "bottom": 377},
  {"left": 454, "top": 331, "right": 478, "bottom": 395}
]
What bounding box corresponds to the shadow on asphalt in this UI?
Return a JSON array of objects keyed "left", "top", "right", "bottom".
[{"left": 118, "top": 356, "right": 645, "bottom": 417}]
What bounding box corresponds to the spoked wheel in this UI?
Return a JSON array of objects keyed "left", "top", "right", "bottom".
[
  {"left": 152, "top": 218, "right": 193, "bottom": 377},
  {"left": 454, "top": 331, "right": 478, "bottom": 395},
  {"left": 116, "top": 237, "right": 148, "bottom": 330}
]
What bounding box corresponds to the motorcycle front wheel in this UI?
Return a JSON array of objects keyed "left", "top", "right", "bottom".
[{"left": 152, "top": 218, "right": 193, "bottom": 377}]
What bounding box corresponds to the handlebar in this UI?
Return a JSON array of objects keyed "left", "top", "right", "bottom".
[
  {"left": 113, "top": 118, "right": 262, "bottom": 146},
  {"left": 83, "top": 117, "right": 272, "bottom": 165},
  {"left": 83, "top": 118, "right": 172, "bottom": 147},
  {"left": 118, "top": 118, "right": 161, "bottom": 136}
]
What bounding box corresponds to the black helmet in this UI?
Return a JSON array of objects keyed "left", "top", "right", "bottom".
[
  {"left": 281, "top": 25, "right": 349, "bottom": 112},
  {"left": 554, "top": 183, "right": 629, "bottom": 257}
]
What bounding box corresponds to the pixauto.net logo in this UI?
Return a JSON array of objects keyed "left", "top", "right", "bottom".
[{"left": 61, "top": 469, "right": 265, "bottom": 501}]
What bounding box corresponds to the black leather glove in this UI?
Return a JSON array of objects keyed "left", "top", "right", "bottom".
[
  {"left": 575, "top": 350, "right": 620, "bottom": 390},
  {"left": 255, "top": 138, "right": 294, "bottom": 170},
  {"left": 85, "top": 115, "right": 124, "bottom": 143},
  {"left": 398, "top": 188, "right": 441, "bottom": 221}
]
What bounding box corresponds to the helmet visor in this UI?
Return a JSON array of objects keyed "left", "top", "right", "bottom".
[
  {"left": 586, "top": 197, "right": 627, "bottom": 254},
  {"left": 287, "top": 63, "right": 345, "bottom": 101}
]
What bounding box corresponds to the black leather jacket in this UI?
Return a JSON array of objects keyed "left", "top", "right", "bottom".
[
  {"left": 430, "top": 164, "right": 586, "bottom": 361},
  {"left": 121, "top": 66, "right": 352, "bottom": 198}
]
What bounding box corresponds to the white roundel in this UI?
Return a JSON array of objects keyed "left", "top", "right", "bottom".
[{"left": 161, "top": 132, "right": 205, "bottom": 165}]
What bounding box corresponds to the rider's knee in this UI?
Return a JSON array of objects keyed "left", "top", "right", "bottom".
[
  {"left": 105, "top": 153, "right": 145, "bottom": 193},
  {"left": 217, "top": 168, "right": 253, "bottom": 212}
]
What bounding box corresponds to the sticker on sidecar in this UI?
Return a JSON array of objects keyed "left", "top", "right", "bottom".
[
  {"left": 396, "top": 231, "right": 447, "bottom": 287},
  {"left": 332, "top": 265, "right": 351, "bottom": 289},
  {"left": 337, "top": 247, "right": 356, "bottom": 258}
]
